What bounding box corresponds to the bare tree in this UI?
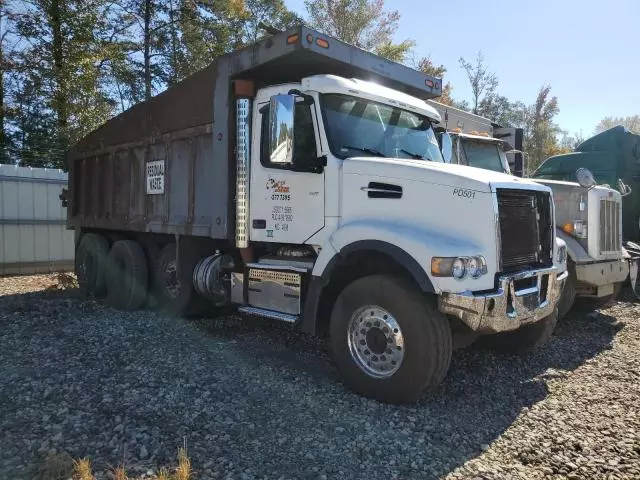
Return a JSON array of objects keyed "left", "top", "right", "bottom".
[
  {"left": 595, "top": 115, "right": 640, "bottom": 134},
  {"left": 458, "top": 51, "right": 498, "bottom": 114}
]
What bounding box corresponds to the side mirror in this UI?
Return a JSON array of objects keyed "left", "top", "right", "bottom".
[
  {"left": 268, "top": 94, "right": 295, "bottom": 165},
  {"left": 441, "top": 132, "right": 453, "bottom": 163},
  {"left": 576, "top": 167, "right": 596, "bottom": 190}
]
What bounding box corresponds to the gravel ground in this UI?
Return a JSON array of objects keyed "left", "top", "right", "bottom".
[{"left": 1, "top": 274, "right": 639, "bottom": 479}]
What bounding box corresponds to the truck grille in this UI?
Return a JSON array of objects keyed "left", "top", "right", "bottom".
[
  {"left": 497, "top": 189, "right": 553, "bottom": 270},
  {"left": 599, "top": 198, "right": 621, "bottom": 253}
]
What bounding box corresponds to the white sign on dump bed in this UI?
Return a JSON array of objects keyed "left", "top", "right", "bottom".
[{"left": 146, "top": 160, "right": 165, "bottom": 194}]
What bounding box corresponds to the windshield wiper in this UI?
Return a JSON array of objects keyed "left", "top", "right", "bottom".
[
  {"left": 341, "top": 145, "right": 387, "bottom": 157},
  {"left": 398, "top": 148, "right": 426, "bottom": 160}
]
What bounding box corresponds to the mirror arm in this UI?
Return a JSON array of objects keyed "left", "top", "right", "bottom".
[{"left": 288, "top": 89, "right": 315, "bottom": 105}]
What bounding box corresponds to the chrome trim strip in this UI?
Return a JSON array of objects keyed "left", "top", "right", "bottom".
[
  {"left": 238, "top": 306, "right": 298, "bottom": 323},
  {"left": 235, "top": 98, "right": 251, "bottom": 248},
  {"left": 246, "top": 262, "right": 309, "bottom": 273},
  {"left": 491, "top": 191, "right": 502, "bottom": 271}
]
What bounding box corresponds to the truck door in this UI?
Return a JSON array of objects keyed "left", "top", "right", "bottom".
[{"left": 249, "top": 97, "right": 325, "bottom": 244}]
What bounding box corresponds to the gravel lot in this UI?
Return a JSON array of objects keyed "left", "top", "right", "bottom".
[{"left": 1, "top": 274, "right": 639, "bottom": 479}]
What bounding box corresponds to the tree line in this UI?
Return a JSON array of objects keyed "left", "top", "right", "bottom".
[{"left": 0, "top": 0, "right": 635, "bottom": 172}]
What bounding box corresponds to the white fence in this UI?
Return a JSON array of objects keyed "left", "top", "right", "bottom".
[{"left": 0, "top": 164, "right": 75, "bottom": 276}]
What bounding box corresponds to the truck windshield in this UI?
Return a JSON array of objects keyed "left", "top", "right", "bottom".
[
  {"left": 320, "top": 93, "right": 444, "bottom": 162},
  {"left": 461, "top": 140, "right": 507, "bottom": 173}
]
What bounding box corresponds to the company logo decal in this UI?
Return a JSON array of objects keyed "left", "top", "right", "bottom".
[{"left": 266, "top": 178, "right": 290, "bottom": 193}]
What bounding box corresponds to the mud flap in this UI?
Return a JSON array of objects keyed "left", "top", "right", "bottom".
[
  {"left": 630, "top": 258, "right": 640, "bottom": 300},
  {"left": 624, "top": 241, "right": 640, "bottom": 300}
]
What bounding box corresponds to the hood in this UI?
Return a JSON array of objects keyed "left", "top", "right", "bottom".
[
  {"left": 533, "top": 178, "right": 621, "bottom": 201},
  {"left": 342, "top": 157, "right": 551, "bottom": 193}
]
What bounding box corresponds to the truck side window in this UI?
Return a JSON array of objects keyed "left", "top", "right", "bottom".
[{"left": 260, "top": 104, "right": 317, "bottom": 170}]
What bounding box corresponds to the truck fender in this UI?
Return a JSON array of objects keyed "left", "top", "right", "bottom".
[
  {"left": 301, "top": 220, "right": 481, "bottom": 335},
  {"left": 555, "top": 228, "right": 590, "bottom": 264}
]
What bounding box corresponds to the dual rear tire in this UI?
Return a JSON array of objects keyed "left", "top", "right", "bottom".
[
  {"left": 104, "top": 240, "right": 149, "bottom": 311},
  {"left": 75, "top": 234, "right": 205, "bottom": 315}
]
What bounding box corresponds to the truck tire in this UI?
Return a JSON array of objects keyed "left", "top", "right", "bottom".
[
  {"left": 154, "top": 243, "right": 209, "bottom": 316},
  {"left": 557, "top": 271, "right": 576, "bottom": 319},
  {"left": 329, "top": 274, "right": 452, "bottom": 404},
  {"left": 484, "top": 308, "right": 558, "bottom": 355},
  {"left": 75, "top": 233, "right": 109, "bottom": 297},
  {"left": 105, "top": 240, "right": 149, "bottom": 311}
]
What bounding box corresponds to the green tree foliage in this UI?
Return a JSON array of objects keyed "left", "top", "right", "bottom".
[
  {"left": 524, "top": 85, "right": 563, "bottom": 173},
  {"left": 416, "top": 56, "right": 453, "bottom": 105},
  {"left": 0, "top": 0, "right": 305, "bottom": 167},
  {"left": 240, "top": 0, "right": 302, "bottom": 44},
  {"left": 595, "top": 115, "right": 640, "bottom": 134},
  {"left": 5, "top": 0, "right": 117, "bottom": 168},
  {"left": 304, "top": 0, "right": 414, "bottom": 63}
]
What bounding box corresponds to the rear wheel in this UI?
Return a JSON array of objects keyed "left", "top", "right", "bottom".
[
  {"left": 105, "top": 240, "right": 149, "bottom": 311},
  {"left": 484, "top": 308, "right": 558, "bottom": 355},
  {"left": 329, "top": 274, "right": 452, "bottom": 404},
  {"left": 75, "top": 233, "right": 109, "bottom": 297},
  {"left": 154, "top": 243, "right": 209, "bottom": 316}
]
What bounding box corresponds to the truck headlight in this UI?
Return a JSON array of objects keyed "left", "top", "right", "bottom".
[
  {"left": 431, "top": 256, "right": 487, "bottom": 279},
  {"left": 562, "top": 220, "right": 587, "bottom": 239},
  {"left": 467, "top": 256, "right": 487, "bottom": 278},
  {"left": 452, "top": 258, "right": 466, "bottom": 279}
]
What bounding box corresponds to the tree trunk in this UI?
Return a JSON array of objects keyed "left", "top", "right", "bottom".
[
  {"left": 168, "top": 0, "right": 179, "bottom": 85},
  {"left": 0, "top": 8, "right": 5, "bottom": 164},
  {"left": 144, "top": 0, "right": 152, "bottom": 100},
  {"left": 49, "top": 0, "right": 67, "bottom": 167}
]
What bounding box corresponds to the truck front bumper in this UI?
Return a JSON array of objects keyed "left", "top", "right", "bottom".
[
  {"left": 438, "top": 266, "right": 568, "bottom": 333},
  {"left": 574, "top": 258, "right": 629, "bottom": 288}
]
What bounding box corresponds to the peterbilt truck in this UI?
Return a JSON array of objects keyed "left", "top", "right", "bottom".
[
  {"left": 64, "top": 26, "right": 567, "bottom": 404},
  {"left": 428, "top": 100, "right": 629, "bottom": 317}
]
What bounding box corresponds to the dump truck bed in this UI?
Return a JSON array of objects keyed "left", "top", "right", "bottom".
[{"left": 68, "top": 25, "right": 442, "bottom": 240}]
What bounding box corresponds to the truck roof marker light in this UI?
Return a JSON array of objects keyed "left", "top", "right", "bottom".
[
  {"left": 425, "top": 79, "right": 434, "bottom": 88},
  {"left": 287, "top": 34, "right": 299, "bottom": 44},
  {"left": 562, "top": 223, "right": 574, "bottom": 235},
  {"left": 316, "top": 38, "right": 330, "bottom": 49},
  {"left": 306, "top": 34, "right": 313, "bottom": 43},
  {"left": 451, "top": 127, "right": 462, "bottom": 133}
]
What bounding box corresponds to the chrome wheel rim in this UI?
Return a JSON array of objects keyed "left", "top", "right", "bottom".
[{"left": 347, "top": 305, "right": 405, "bottom": 378}]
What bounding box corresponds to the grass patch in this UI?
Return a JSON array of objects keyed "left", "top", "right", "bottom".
[{"left": 72, "top": 448, "right": 193, "bottom": 480}]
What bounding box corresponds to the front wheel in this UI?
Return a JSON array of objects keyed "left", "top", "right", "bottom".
[
  {"left": 329, "top": 274, "right": 452, "bottom": 404},
  {"left": 557, "top": 271, "right": 576, "bottom": 319}
]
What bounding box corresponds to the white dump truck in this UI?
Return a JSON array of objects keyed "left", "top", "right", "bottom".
[
  {"left": 64, "top": 26, "right": 568, "bottom": 404},
  {"left": 428, "top": 100, "right": 629, "bottom": 317}
]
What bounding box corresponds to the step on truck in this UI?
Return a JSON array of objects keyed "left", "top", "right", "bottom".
[
  {"left": 428, "top": 100, "right": 630, "bottom": 317},
  {"left": 63, "top": 26, "right": 568, "bottom": 404}
]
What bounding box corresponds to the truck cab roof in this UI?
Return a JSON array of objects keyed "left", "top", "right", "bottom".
[{"left": 302, "top": 75, "right": 441, "bottom": 122}]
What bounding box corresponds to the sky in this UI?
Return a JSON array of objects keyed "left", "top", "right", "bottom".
[{"left": 285, "top": 0, "right": 640, "bottom": 137}]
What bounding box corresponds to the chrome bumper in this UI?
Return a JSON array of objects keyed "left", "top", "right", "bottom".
[{"left": 438, "top": 266, "right": 568, "bottom": 334}]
